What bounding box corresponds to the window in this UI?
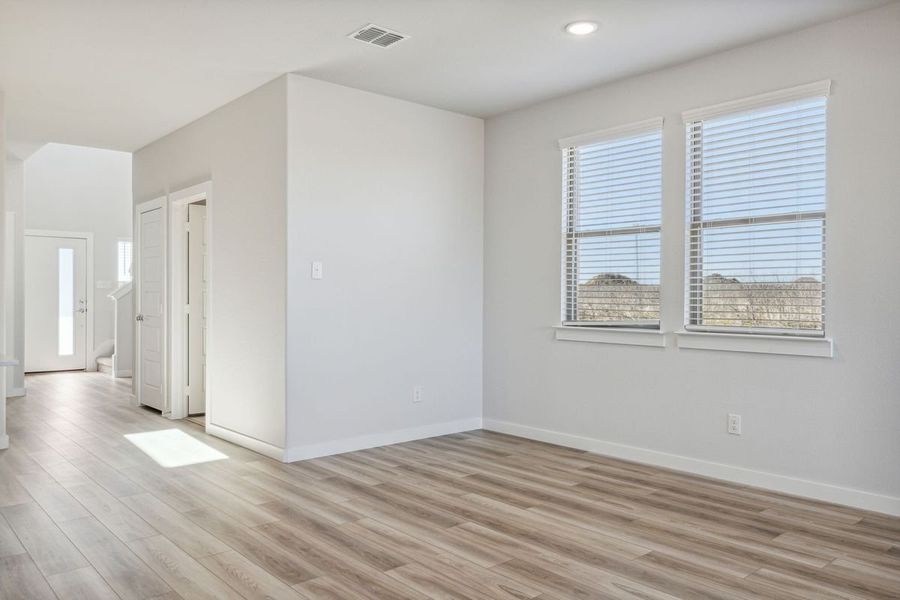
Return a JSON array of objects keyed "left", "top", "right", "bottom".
[
  {"left": 685, "top": 83, "right": 828, "bottom": 336},
  {"left": 117, "top": 239, "right": 133, "bottom": 283},
  {"left": 561, "top": 119, "right": 663, "bottom": 328},
  {"left": 58, "top": 248, "right": 75, "bottom": 356}
]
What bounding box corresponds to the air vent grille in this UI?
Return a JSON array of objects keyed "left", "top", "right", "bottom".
[{"left": 349, "top": 24, "right": 408, "bottom": 48}]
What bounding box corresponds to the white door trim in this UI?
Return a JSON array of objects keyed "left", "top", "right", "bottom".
[
  {"left": 168, "top": 181, "right": 212, "bottom": 422},
  {"left": 24, "top": 229, "right": 94, "bottom": 372},
  {"left": 134, "top": 197, "right": 167, "bottom": 410}
]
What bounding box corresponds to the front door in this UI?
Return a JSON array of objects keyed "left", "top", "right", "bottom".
[
  {"left": 24, "top": 234, "right": 88, "bottom": 372},
  {"left": 137, "top": 206, "right": 165, "bottom": 410}
]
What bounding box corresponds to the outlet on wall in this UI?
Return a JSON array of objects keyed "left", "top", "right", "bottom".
[
  {"left": 413, "top": 385, "right": 423, "bottom": 403},
  {"left": 727, "top": 413, "right": 742, "bottom": 435},
  {"left": 311, "top": 260, "right": 324, "bottom": 280}
]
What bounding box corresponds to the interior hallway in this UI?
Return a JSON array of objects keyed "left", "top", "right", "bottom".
[{"left": 0, "top": 372, "right": 898, "bottom": 599}]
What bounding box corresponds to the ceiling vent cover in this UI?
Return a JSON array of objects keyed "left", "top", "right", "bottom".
[{"left": 349, "top": 24, "right": 408, "bottom": 48}]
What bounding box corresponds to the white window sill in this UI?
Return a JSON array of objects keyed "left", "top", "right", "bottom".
[
  {"left": 675, "top": 330, "right": 833, "bottom": 358},
  {"left": 554, "top": 326, "right": 666, "bottom": 348}
]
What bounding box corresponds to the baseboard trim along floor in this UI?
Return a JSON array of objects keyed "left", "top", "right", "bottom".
[
  {"left": 206, "top": 422, "right": 287, "bottom": 461},
  {"left": 483, "top": 418, "right": 900, "bottom": 517},
  {"left": 283, "top": 417, "right": 484, "bottom": 463}
]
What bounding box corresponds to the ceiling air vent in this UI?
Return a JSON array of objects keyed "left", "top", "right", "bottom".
[{"left": 349, "top": 24, "right": 408, "bottom": 48}]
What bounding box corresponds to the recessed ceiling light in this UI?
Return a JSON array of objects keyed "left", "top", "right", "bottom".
[{"left": 565, "top": 21, "right": 598, "bottom": 36}]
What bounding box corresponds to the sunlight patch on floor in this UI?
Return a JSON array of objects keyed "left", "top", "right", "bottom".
[{"left": 124, "top": 428, "right": 228, "bottom": 468}]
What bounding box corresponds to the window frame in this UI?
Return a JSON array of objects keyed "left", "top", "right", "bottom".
[
  {"left": 559, "top": 117, "right": 664, "bottom": 330},
  {"left": 682, "top": 81, "right": 830, "bottom": 338}
]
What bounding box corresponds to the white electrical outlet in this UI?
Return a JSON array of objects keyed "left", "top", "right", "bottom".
[
  {"left": 311, "top": 261, "right": 324, "bottom": 280},
  {"left": 727, "top": 413, "right": 742, "bottom": 435},
  {"left": 413, "top": 386, "right": 423, "bottom": 403}
]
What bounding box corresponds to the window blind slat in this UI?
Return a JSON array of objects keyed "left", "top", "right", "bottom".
[
  {"left": 563, "top": 127, "right": 662, "bottom": 326},
  {"left": 685, "top": 95, "right": 827, "bottom": 335}
]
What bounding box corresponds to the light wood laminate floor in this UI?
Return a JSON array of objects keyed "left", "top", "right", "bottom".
[{"left": 1, "top": 372, "right": 899, "bottom": 599}]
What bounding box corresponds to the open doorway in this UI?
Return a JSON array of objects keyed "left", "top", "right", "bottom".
[
  {"left": 168, "top": 182, "right": 211, "bottom": 426},
  {"left": 185, "top": 201, "right": 207, "bottom": 424}
]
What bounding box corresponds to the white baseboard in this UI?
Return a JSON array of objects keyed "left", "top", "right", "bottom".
[
  {"left": 7, "top": 387, "right": 25, "bottom": 398},
  {"left": 114, "top": 370, "right": 132, "bottom": 378},
  {"left": 283, "top": 417, "right": 484, "bottom": 463},
  {"left": 206, "top": 422, "right": 285, "bottom": 461},
  {"left": 0, "top": 433, "right": 8, "bottom": 450},
  {"left": 483, "top": 418, "right": 900, "bottom": 517}
]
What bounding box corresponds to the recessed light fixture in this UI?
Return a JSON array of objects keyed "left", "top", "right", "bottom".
[{"left": 565, "top": 21, "right": 598, "bottom": 36}]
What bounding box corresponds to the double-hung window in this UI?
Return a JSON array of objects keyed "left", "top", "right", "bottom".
[
  {"left": 561, "top": 119, "right": 663, "bottom": 328},
  {"left": 684, "top": 82, "right": 829, "bottom": 336}
]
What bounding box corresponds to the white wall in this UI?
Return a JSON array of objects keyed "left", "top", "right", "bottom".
[
  {"left": 483, "top": 4, "right": 900, "bottom": 513},
  {"left": 23, "top": 143, "right": 132, "bottom": 364},
  {"left": 0, "top": 91, "right": 7, "bottom": 448},
  {"left": 284, "top": 75, "right": 484, "bottom": 458},
  {"left": 4, "top": 158, "right": 24, "bottom": 394},
  {"left": 133, "top": 77, "right": 287, "bottom": 452}
]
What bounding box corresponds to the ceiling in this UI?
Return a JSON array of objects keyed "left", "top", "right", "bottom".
[{"left": 0, "top": 0, "right": 889, "bottom": 156}]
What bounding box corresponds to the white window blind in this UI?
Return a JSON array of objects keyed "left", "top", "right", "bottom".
[
  {"left": 117, "top": 240, "right": 133, "bottom": 283},
  {"left": 685, "top": 91, "right": 827, "bottom": 335},
  {"left": 562, "top": 121, "right": 662, "bottom": 327}
]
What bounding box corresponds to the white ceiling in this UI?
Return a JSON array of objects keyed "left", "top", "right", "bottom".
[{"left": 0, "top": 0, "right": 889, "bottom": 156}]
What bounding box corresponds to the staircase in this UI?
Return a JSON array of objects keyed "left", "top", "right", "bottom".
[
  {"left": 106, "top": 282, "right": 133, "bottom": 378},
  {"left": 96, "top": 356, "right": 113, "bottom": 375}
]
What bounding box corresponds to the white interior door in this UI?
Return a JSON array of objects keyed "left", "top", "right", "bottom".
[
  {"left": 24, "top": 234, "right": 88, "bottom": 372},
  {"left": 137, "top": 206, "right": 165, "bottom": 410},
  {"left": 187, "top": 204, "right": 207, "bottom": 414}
]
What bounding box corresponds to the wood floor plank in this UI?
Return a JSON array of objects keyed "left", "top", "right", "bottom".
[
  {"left": 191, "top": 460, "right": 281, "bottom": 505},
  {"left": 67, "top": 481, "right": 159, "bottom": 542},
  {"left": 386, "top": 560, "right": 497, "bottom": 600},
  {"left": 340, "top": 518, "right": 447, "bottom": 563},
  {"left": 40, "top": 459, "right": 94, "bottom": 488},
  {"left": 185, "top": 506, "right": 321, "bottom": 584},
  {"left": 0, "top": 463, "right": 33, "bottom": 507},
  {"left": 126, "top": 534, "right": 245, "bottom": 600},
  {"left": 415, "top": 551, "right": 543, "bottom": 600},
  {"left": 241, "top": 471, "right": 362, "bottom": 524},
  {"left": 339, "top": 495, "right": 513, "bottom": 567},
  {"left": 58, "top": 515, "right": 173, "bottom": 600},
  {"left": 173, "top": 472, "right": 279, "bottom": 527},
  {"left": 261, "top": 499, "right": 406, "bottom": 572},
  {"left": 71, "top": 455, "right": 148, "bottom": 497},
  {"left": 46, "top": 565, "right": 120, "bottom": 600},
  {"left": 199, "top": 549, "right": 306, "bottom": 599},
  {"left": 254, "top": 519, "right": 427, "bottom": 600},
  {"left": 0, "top": 553, "right": 57, "bottom": 600},
  {"left": 119, "top": 465, "right": 208, "bottom": 513},
  {"left": 121, "top": 492, "right": 231, "bottom": 558},
  {"left": 293, "top": 575, "right": 371, "bottom": 600},
  {"left": 0, "top": 501, "right": 88, "bottom": 576},
  {"left": 0, "top": 513, "right": 26, "bottom": 558},
  {"left": 745, "top": 567, "right": 872, "bottom": 600},
  {"left": 15, "top": 470, "right": 90, "bottom": 523}
]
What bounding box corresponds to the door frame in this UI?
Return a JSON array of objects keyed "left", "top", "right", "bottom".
[
  {"left": 23, "top": 229, "right": 95, "bottom": 372},
  {"left": 168, "top": 181, "right": 212, "bottom": 422},
  {"left": 134, "top": 197, "right": 167, "bottom": 410}
]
